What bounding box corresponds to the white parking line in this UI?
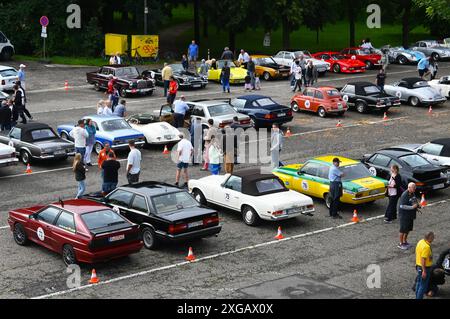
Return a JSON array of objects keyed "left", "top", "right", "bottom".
[
  {"left": 0, "top": 225, "right": 9, "bottom": 230},
  {"left": 28, "top": 85, "right": 92, "bottom": 94},
  {"left": 30, "top": 196, "right": 449, "bottom": 299}
]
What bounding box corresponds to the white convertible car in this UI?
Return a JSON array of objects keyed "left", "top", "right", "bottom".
[
  {"left": 429, "top": 76, "right": 450, "bottom": 99},
  {"left": 188, "top": 168, "right": 315, "bottom": 226},
  {"left": 127, "top": 113, "right": 181, "bottom": 145}
]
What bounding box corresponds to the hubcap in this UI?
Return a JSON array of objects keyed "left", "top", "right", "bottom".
[
  {"left": 143, "top": 230, "right": 153, "bottom": 247},
  {"left": 264, "top": 73, "right": 270, "bottom": 81},
  {"left": 319, "top": 108, "right": 326, "bottom": 117},
  {"left": 245, "top": 210, "right": 253, "bottom": 223},
  {"left": 411, "top": 97, "right": 419, "bottom": 106},
  {"left": 334, "top": 65, "right": 340, "bottom": 73},
  {"left": 22, "top": 152, "right": 29, "bottom": 164},
  {"left": 357, "top": 104, "right": 364, "bottom": 113},
  {"left": 292, "top": 103, "right": 299, "bottom": 112},
  {"left": 63, "top": 247, "right": 75, "bottom": 265},
  {"left": 95, "top": 144, "right": 102, "bottom": 154},
  {"left": 14, "top": 226, "right": 24, "bottom": 243}
]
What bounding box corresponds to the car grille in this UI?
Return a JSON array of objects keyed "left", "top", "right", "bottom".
[{"left": 137, "top": 80, "right": 148, "bottom": 89}]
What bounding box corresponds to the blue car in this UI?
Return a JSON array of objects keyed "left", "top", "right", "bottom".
[
  {"left": 57, "top": 115, "right": 146, "bottom": 154},
  {"left": 229, "top": 95, "right": 293, "bottom": 129}
]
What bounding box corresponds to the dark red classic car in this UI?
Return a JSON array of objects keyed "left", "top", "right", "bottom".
[
  {"left": 340, "top": 47, "right": 382, "bottom": 70},
  {"left": 8, "top": 199, "right": 143, "bottom": 265},
  {"left": 86, "top": 65, "right": 156, "bottom": 98}
]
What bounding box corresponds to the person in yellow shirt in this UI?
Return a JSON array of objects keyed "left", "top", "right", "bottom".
[
  {"left": 161, "top": 63, "right": 173, "bottom": 97},
  {"left": 415, "top": 232, "right": 434, "bottom": 299}
]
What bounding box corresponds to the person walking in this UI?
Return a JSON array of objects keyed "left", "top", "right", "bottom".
[
  {"left": 190, "top": 117, "right": 203, "bottom": 166},
  {"left": 415, "top": 232, "right": 435, "bottom": 299},
  {"left": 17, "top": 64, "right": 26, "bottom": 90},
  {"left": 12, "top": 85, "right": 26, "bottom": 125},
  {"left": 113, "top": 99, "right": 127, "bottom": 118},
  {"left": 175, "top": 133, "right": 193, "bottom": 188},
  {"left": 270, "top": 124, "right": 283, "bottom": 169},
  {"left": 328, "top": 158, "right": 344, "bottom": 219},
  {"left": 292, "top": 60, "right": 303, "bottom": 92},
  {"left": 376, "top": 69, "right": 387, "bottom": 92},
  {"left": 181, "top": 54, "right": 189, "bottom": 71},
  {"left": 221, "top": 61, "right": 231, "bottom": 93},
  {"left": 188, "top": 40, "right": 199, "bottom": 69},
  {"left": 161, "top": 63, "right": 173, "bottom": 97},
  {"left": 102, "top": 152, "right": 121, "bottom": 195},
  {"left": 208, "top": 136, "right": 223, "bottom": 175},
  {"left": 398, "top": 182, "right": 419, "bottom": 250},
  {"left": 298, "top": 55, "right": 307, "bottom": 87},
  {"left": 305, "top": 61, "right": 318, "bottom": 87},
  {"left": 247, "top": 57, "right": 256, "bottom": 89},
  {"left": 73, "top": 153, "right": 86, "bottom": 199},
  {"left": 417, "top": 56, "right": 430, "bottom": 79},
  {"left": 384, "top": 164, "right": 403, "bottom": 223},
  {"left": 199, "top": 59, "right": 209, "bottom": 77},
  {"left": 222, "top": 126, "right": 237, "bottom": 174},
  {"left": 221, "top": 47, "right": 234, "bottom": 61},
  {"left": 16, "top": 81, "right": 32, "bottom": 120},
  {"left": 167, "top": 76, "right": 179, "bottom": 107},
  {"left": 173, "top": 95, "right": 189, "bottom": 128},
  {"left": 429, "top": 59, "right": 438, "bottom": 80},
  {"left": 126, "top": 140, "right": 141, "bottom": 185},
  {"left": 70, "top": 120, "right": 89, "bottom": 165},
  {"left": 202, "top": 119, "right": 217, "bottom": 171},
  {"left": 84, "top": 119, "right": 96, "bottom": 167}
]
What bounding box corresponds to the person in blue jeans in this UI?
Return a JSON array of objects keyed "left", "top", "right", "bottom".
[
  {"left": 73, "top": 153, "right": 86, "bottom": 199},
  {"left": 221, "top": 61, "right": 231, "bottom": 93},
  {"left": 101, "top": 152, "right": 120, "bottom": 196},
  {"left": 415, "top": 232, "right": 435, "bottom": 299}
]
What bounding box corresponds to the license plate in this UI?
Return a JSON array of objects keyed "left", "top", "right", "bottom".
[
  {"left": 278, "top": 113, "right": 286, "bottom": 117},
  {"left": 54, "top": 151, "right": 66, "bottom": 155},
  {"left": 387, "top": 102, "right": 392, "bottom": 106},
  {"left": 433, "top": 183, "right": 445, "bottom": 190},
  {"left": 109, "top": 234, "right": 125, "bottom": 242},
  {"left": 338, "top": 104, "right": 343, "bottom": 110},
  {"left": 189, "top": 221, "right": 203, "bottom": 228},
  {"left": 193, "top": 84, "right": 201, "bottom": 88}
]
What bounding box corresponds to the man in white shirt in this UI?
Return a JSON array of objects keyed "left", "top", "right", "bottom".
[
  {"left": 175, "top": 133, "right": 193, "bottom": 188},
  {"left": 70, "top": 120, "right": 89, "bottom": 165},
  {"left": 126, "top": 140, "right": 142, "bottom": 184},
  {"left": 238, "top": 49, "right": 250, "bottom": 68},
  {"left": 173, "top": 96, "right": 190, "bottom": 128}
]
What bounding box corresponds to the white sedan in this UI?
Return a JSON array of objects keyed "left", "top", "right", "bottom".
[
  {"left": 429, "top": 76, "right": 450, "bottom": 99},
  {"left": 0, "top": 66, "right": 18, "bottom": 91},
  {"left": 272, "top": 50, "right": 330, "bottom": 75},
  {"left": 188, "top": 168, "right": 315, "bottom": 226},
  {"left": 0, "top": 143, "right": 18, "bottom": 168},
  {"left": 127, "top": 113, "right": 181, "bottom": 145}
]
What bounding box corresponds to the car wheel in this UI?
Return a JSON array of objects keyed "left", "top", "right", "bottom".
[
  {"left": 13, "top": 223, "right": 29, "bottom": 246},
  {"left": 318, "top": 107, "right": 327, "bottom": 118},
  {"left": 94, "top": 142, "right": 103, "bottom": 155},
  {"left": 365, "top": 61, "right": 373, "bottom": 69},
  {"left": 1, "top": 48, "right": 13, "bottom": 61},
  {"left": 242, "top": 206, "right": 260, "bottom": 226},
  {"left": 324, "top": 193, "right": 332, "bottom": 209},
  {"left": 60, "top": 132, "right": 69, "bottom": 140},
  {"left": 263, "top": 72, "right": 271, "bottom": 81},
  {"left": 119, "top": 88, "right": 127, "bottom": 98},
  {"left": 20, "top": 150, "right": 31, "bottom": 165},
  {"left": 409, "top": 96, "right": 420, "bottom": 107},
  {"left": 397, "top": 55, "right": 408, "bottom": 65},
  {"left": 333, "top": 64, "right": 341, "bottom": 73},
  {"left": 431, "top": 52, "right": 440, "bottom": 62},
  {"left": 192, "top": 189, "right": 207, "bottom": 206},
  {"left": 337, "top": 111, "right": 345, "bottom": 116},
  {"left": 141, "top": 227, "right": 158, "bottom": 250},
  {"left": 62, "top": 245, "right": 78, "bottom": 266},
  {"left": 356, "top": 101, "right": 368, "bottom": 114},
  {"left": 291, "top": 102, "right": 300, "bottom": 113},
  {"left": 146, "top": 90, "right": 154, "bottom": 96},
  {"left": 94, "top": 83, "right": 101, "bottom": 91}
]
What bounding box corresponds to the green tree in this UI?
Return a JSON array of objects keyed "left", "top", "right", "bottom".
[{"left": 301, "top": 0, "right": 339, "bottom": 44}]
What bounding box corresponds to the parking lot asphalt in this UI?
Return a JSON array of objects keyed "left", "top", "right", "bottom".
[{"left": 0, "top": 60, "right": 449, "bottom": 299}]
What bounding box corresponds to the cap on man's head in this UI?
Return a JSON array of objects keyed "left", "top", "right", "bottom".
[
  {"left": 333, "top": 158, "right": 342, "bottom": 164},
  {"left": 19, "top": 64, "right": 26, "bottom": 68}
]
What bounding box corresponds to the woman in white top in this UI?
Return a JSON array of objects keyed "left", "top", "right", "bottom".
[
  {"left": 102, "top": 101, "right": 113, "bottom": 116},
  {"left": 385, "top": 164, "right": 403, "bottom": 223},
  {"left": 97, "top": 100, "right": 106, "bottom": 115},
  {"left": 208, "top": 136, "right": 223, "bottom": 175}
]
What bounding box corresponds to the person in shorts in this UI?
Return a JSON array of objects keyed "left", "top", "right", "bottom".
[{"left": 175, "top": 133, "right": 193, "bottom": 188}]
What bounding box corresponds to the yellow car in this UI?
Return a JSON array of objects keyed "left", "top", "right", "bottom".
[
  {"left": 273, "top": 156, "right": 388, "bottom": 208},
  {"left": 204, "top": 60, "right": 247, "bottom": 84},
  {"left": 250, "top": 55, "right": 291, "bottom": 81}
]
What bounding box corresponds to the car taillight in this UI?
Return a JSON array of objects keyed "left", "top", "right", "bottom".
[
  {"left": 272, "top": 210, "right": 284, "bottom": 216},
  {"left": 264, "top": 114, "right": 276, "bottom": 120},
  {"left": 287, "top": 110, "right": 293, "bottom": 117},
  {"left": 168, "top": 223, "right": 188, "bottom": 234},
  {"left": 203, "top": 216, "right": 219, "bottom": 225},
  {"left": 307, "top": 204, "right": 314, "bottom": 210},
  {"left": 240, "top": 119, "right": 250, "bottom": 125},
  {"left": 415, "top": 182, "right": 425, "bottom": 186},
  {"left": 219, "top": 121, "right": 232, "bottom": 128}
]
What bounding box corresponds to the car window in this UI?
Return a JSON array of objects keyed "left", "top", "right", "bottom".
[
  {"left": 224, "top": 176, "right": 242, "bottom": 192},
  {"left": 161, "top": 104, "right": 174, "bottom": 115},
  {"left": 81, "top": 210, "right": 128, "bottom": 230},
  {"left": 400, "top": 154, "right": 431, "bottom": 168},
  {"left": 317, "top": 165, "right": 330, "bottom": 179},
  {"left": 37, "top": 206, "right": 61, "bottom": 224},
  {"left": 300, "top": 162, "right": 321, "bottom": 176},
  {"left": 107, "top": 189, "right": 134, "bottom": 207},
  {"left": 274, "top": 52, "right": 283, "bottom": 58},
  {"left": 255, "top": 178, "right": 285, "bottom": 193},
  {"left": 398, "top": 82, "right": 408, "bottom": 88},
  {"left": 341, "top": 164, "right": 373, "bottom": 181},
  {"left": 131, "top": 195, "right": 148, "bottom": 213},
  {"left": 315, "top": 91, "right": 324, "bottom": 99},
  {"left": 0, "top": 69, "right": 17, "bottom": 77},
  {"left": 231, "top": 99, "right": 246, "bottom": 110},
  {"left": 55, "top": 211, "right": 76, "bottom": 233},
  {"left": 422, "top": 143, "right": 444, "bottom": 156},
  {"left": 9, "top": 127, "right": 21, "bottom": 139},
  {"left": 115, "top": 67, "right": 139, "bottom": 77},
  {"left": 326, "top": 89, "right": 341, "bottom": 97},
  {"left": 256, "top": 98, "right": 276, "bottom": 107},
  {"left": 30, "top": 129, "right": 57, "bottom": 141},
  {"left": 342, "top": 85, "right": 355, "bottom": 94},
  {"left": 388, "top": 159, "right": 403, "bottom": 169},
  {"left": 0, "top": 32, "right": 7, "bottom": 43},
  {"left": 207, "top": 104, "right": 236, "bottom": 116},
  {"left": 192, "top": 105, "right": 205, "bottom": 117},
  {"left": 305, "top": 89, "right": 315, "bottom": 97},
  {"left": 363, "top": 85, "right": 381, "bottom": 95},
  {"left": 322, "top": 54, "right": 331, "bottom": 60},
  {"left": 101, "top": 68, "right": 110, "bottom": 75},
  {"left": 101, "top": 119, "right": 132, "bottom": 131},
  {"left": 370, "top": 154, "right": 391, "bottom": 167},
  {"left": 152, "top": 191, "right": 199, "bottom": 214}
]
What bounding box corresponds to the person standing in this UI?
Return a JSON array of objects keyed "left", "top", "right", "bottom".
[
  {"left": 222, "top": 126, "right": 237, "bottom": 174},
  {"left": 397, "top": 182, "right": 419, "bottom": 250},
  {"left": 244, "top": 72, "right": 252, "bottom": 91},
  {"left": 254, "top": 74, "right": 261, "bottom": 90},
  {"left": 199, "top": 59, "right": 209, "bottom": 77},
  {"left": 175, "top": 133, "right": 193, "bottom": 188},
  {"left": 328, "top": 158, "right": 344, "bottom": 219},
  {"left": 102, "top": 152, "right": 121, "bottom": 195},
  {"left": 238, "top": 49, "right": 250, "bottom": 68},
  {"left": 384, "top": 164, "right": 402, "bottom": 223},
  {"left": 305, "top": 61, "right": 318, "bottom": 87},
  {"left": 70, "top": 120, "right": 89, "bottom": 165},
  {"left": 376, "top": 69, "right": 387, "bottom": 92},
  {"left": 190, "top": 117, "right": 203, "bottom": 166},
  {"left": 188, "top": 40, "right": 199, "bottom": 69},
  {"left": 97, "top": 100, "right": 105, "bottom": 115},
  {"left": 84, "top": 119, "right": 96, "bottom": 167},
  {"left": 298, "top": 55, "right": 307, "bottom": 87},
  {"left": 113, "top": 99, "right": 127, "bottom": 118},
  {"left": 247, "top": 57, "right": 256, "bottom": 89},
  {"left": 126, "top": 140, "right": 141, "bottom": 185},
  {"left": 173, "top": 96, "right": 189, "bottom": 129},
  {"left": 98, "top": 142, "right": 116, "bottom": 170},
  {"left": 73, "top": 153, "right": 86, "bottom": 199},
  {"left": 270, "top": 124, "right": 283, "bottom": 169},
  {"left": 102, "top": 101, "right": 113, "bottom": 116},
  {"left": 208, "top": 136, "right": 222, "bottom": 175},
  {"left": 161, "top": 63, "right": 173, "bottom": 97},
  {"left": 181, "top": 54, "right": 189, "bottom": 71},
  {"left": 17, "top": 64, "right": 26, "bottom": 90},
  {"left": 107, "top": 75, "right": 116, "bottom": 95},
  {"left": 12, "top": 85, "right": 26, "bottom": 125},
  {"left": 429, "top": 59, "right": 438, "bottom": 80},
  {"left": 415, "top": 232, "right": 435, "bottom": 299},
  {"left": 221, "top": 61, "right": 231, "bottom": 94},
  {"left": 0, "top": 100, "right": 12, "bottom": 131},
  {"left": 167, "top": 76, "right": 179, "bottom": 107},
  {"left": 221, "top": 47, "right": 234, "bottom": 61},
  {"left": 417, "top": 56, "right": 430, "bottom": 79},
  {"left": 202, "top": 119, "right": 217, "bottom": 171},
  {"left": 292, "top": 60, "right": 303, "bottom": 92}
]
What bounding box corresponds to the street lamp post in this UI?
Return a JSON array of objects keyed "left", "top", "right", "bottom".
[{"left": 144, "top": 0, "right": 148, "bottom": 35}]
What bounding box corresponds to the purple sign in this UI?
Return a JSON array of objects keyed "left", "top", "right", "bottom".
[{"left": 40, "top": 16, "right": 49, "bottom": 27}]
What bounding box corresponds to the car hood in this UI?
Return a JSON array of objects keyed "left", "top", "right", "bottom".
[
  {"left": 33, "top": 139, "right": 74, "bottom": 149},
  {"left": 338, "top": 59, "right": 366, "bottom": 67},
  {"left": 408, "top": 87, "right": 443, "bottom": 99},
  {"left": 174, "top": 70, "right": 203, "bottom": 79},
  {"left": 343, "top": 177, "right": 387, "bottom": 192},
  {"left": 158, "top": 206, "right": 217, "bottom": 222},
  {"left": 259, "top": 63, "right": 289, "bottom": 71},
  {"left": 0, "top": 144, "right": 15, "bottom": 155},
  {"left": 130, "top": 122, "right": 180, "bottom": 135},
  {"left": 106, "top": 128, "right": 145, "bottom": 139},
  {"left": 194, "top": 175, "right": 228, "bottom": 186},
  {"left": 229, "top": 67, "right": 248, "bottom": 78},
  {"left": 401, "top": 50, "right": 425, "bottom": 60},
  {"left": 305, "top": 58, "right": 329, "bottom": 67}
]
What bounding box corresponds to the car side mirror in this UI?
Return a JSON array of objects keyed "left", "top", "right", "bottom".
[
  {"left": 297, "top": 171, "right": 303, "bottom": 175},
  {"left": 29, "top": 213, "right": 36, "bottom": 220}
]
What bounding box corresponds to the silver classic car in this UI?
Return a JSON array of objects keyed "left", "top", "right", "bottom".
[
  {"left": 380, "top": 45, "right": 426, "bottom": 65},
  {"left": 411, "top": 40, "right": 450, "bottom": 61},
  {"left": 383, "top": 77, "right": 447, "bottom": 107},
  {"left": 272, "top": 50, "right": 330, "bottom": 75}
]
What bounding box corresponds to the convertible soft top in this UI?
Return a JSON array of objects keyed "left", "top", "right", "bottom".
[
  {"left": 233, "top": 168, "right": 288, "bottom": 196},
  {"left": 15, "top": 122, "right": 55, "bottom": 143}
]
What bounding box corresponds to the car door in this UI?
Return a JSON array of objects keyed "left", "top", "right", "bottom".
[
  {"left": 365, "top": 153, "right": 392, "bottom": 179},
  {"left": 313, "top": 89, "right": 325, "bottom": 112},
  {"left": 341, "top": 84, "right": 356, "bottom": 105},
  {"left": 159, "top": 104, "right": 175, "bottom": 125},
  {"left": 105, "top": 189, "right": 135, "bottom": 222},
  {"left": 53, "top": 210, "right": 77, "bottom": 251},
  {"left": 300, "top": 88, "right": 316, "bottom": 112},
  {"left": 8, "top": 126, "right": 21, "bottom": 151},
  {"left": 28, "top": 206, "right": 61, "bottom": 251},
  {"left": 128, "top": 194, "right": 152, "bottom": 226},
  {"left": 295, "top": 162, "right": 325, "bottom": 196},
  {"left": 98, "top": 67, "right": 112, "bottom": 88},
  {"left": 191, "top": 104, "right": 207, "bottom": 125},
  {"left": 220, "top": 175, "right": 242, "bottom": 211}
]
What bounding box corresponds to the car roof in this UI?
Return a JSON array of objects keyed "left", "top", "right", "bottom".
[
  {"left": 118, "top": 182, "right": 183, "bottom": 197},
  {"left": 347, "top": 81, "right": 376, "bottom": 87},
  {"left": 236, "top": 95, "right": 272, "bottom": 101},
  {"left": 233, "top": 168, "right": 275, "bottom": 181},
  {"left": 14, "top": 122, "right": 52, "bottom": 131},
  {"left": 0, "top": 65, "right": 16, "bottom": 71},
  {"left": 51, "top": 199, "right": 109, "bottom": 214},
  {"left": 431, "top": 138, "right": 450, "bottom": 146},
  {"left": 101, "top": 65, "right": 135, "bottom": 68},
  {"left": 376, "top": 149, "right": 416, "bottom": 157},
  {"left": 383, "top": 144, "right": 421, "bottom": 152},
  {"left": 401, "top": 77, "right": 425, "bottom": 85},
  {"left": 82, "top": 115, "right": 122, "bottom": 122},
  {"left": 190, "top": 100, "right": 231, "bottom": 106},
  {"left": 251, "top": 55, "right": 271, "bottom": 58},
  {"left": 232, "top": 168, "right": 287, "bottom": 196},
  {"left": 312, "top": 156, "right": 360, "bottom": 167}
]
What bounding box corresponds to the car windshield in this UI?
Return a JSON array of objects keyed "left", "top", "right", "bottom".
[
  {"left": 400, "top": 154, "right": 431, "bottom": 168},
  {"left": 170, "top": 64, "right": 185, "bottom": 72},
  {"left": 256, "top": 98, "right": 276, "bottom": 106},
  {"left": 81, "top": 210, "right": 128, "bottom": 230},
  {"left": 207, "top": 104, "right": 236, "bottom": 116},
  {"left": 256, "top": 57, "right": 277, "bottom": 64},
  {"left": 255, "top": 178, "right": 286, "bottom": 193},
  {"left": 0, "top": 69, "right": 17, "bottom": 77},
  {"left": 294, "top": 51, "right": 311, "bottom": 58},
  {"left": 412, "top": 81, "right": 430, "bottom": 88},
  {"left": 152, "top": 191, "right": 199, "bottom": 214},
  {"left": 341, "top": 164, "right": 373, "bottom": 181},
  {"left": 115, "top": 67, "right": 139, "bottom": 77},
  {"left": 331, "top": 54, "right": 346, "bottom": 60},
  {"left": 218, "top": 60, "right": 236, "bottom": 68},
  {"left": 326, "top": 89, "right": 341, "bottom": 97},
  {"left": 30, "top": 128, "right": 58, "bottom": 141},
  {"left": 363, "top": 85, "right": 381, "bottom": 95},
  {"left": 101, "top": 119, "right": 132, "bottom": 131}
]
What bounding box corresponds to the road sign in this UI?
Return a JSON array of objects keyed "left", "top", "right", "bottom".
[
  {"left": 41, "top": 26, "right": 47, "bottom": 38},
  {"left": 40, "top": 16, "right": 49, "bottom": 27}
]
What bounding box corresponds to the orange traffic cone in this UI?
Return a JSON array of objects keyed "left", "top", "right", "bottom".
[
  {"left": 185, "top": 247, "right": 196, "bottom": 262},
  {"left": 383, "top": 112, "right": 388, "bottom": 121},
  {"left": 351, "top": 210, "right": 360, "bottom": 223},
  {"left": 336, "top": 120, "right": 343, "bottom": 128},
  {"left": 162, "top": 145, "right": 170, "bottom": 155},
  {"left": 274, "top": 227, "right": 284, "bottom": 240},
  {"left": 428, "top": 106, "right": 433, "bottom": 115},
  {"left": 285, "top": 128, "right": 292, "bottom": 138},
  {"left": 25, "top": 164, "right": 32, "bottom": 174},
  {"left": 64, "top": 80, "right": 69, "bottom": 91},
  {"left": 88, "top": 269, "right": 100, "bottom": 284},
  {"left": 420, "top": 193, "right": 427, "bottom": 207}
]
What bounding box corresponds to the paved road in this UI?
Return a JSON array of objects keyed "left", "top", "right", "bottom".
[{"left": 0, "top": 61, "right": 449, "bottom": 299}]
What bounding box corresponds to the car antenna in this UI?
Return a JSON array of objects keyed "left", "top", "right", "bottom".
[{"left": 59, "top": 197, "right": 65, "bottom": 208}]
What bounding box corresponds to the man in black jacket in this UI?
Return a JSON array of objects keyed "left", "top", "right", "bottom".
[
  {"left": 397, "top": 182, "right": 418, "bottom": 250},
  {"left": 247, "top": 57, "right": 256, "bottom": 90},
  {"left": 12, "top": 85, "right": 26, "bottom": 125},
  {"left": 221, "top": 47, "right": 234, "bottom": 61},
  {"left": 0, "top": 100, "right": 12, "bottom": 131}
]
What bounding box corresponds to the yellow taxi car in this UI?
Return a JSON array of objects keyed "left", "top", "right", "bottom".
[
  {"left": 273, "top": 156, "right": 388, "bottom": 208},
  {"left": 249, "top": 55, "right": 291, "bottom": 81},
  {"left": 204, "top": 59, "right": 247, "bottom": 84}
]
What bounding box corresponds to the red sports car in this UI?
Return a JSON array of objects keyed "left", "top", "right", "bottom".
[
  {"left": 340, "top": 47, "right": 382, "bottom": 69},
  {"left": 8, "top": 199, "right": 143, "bottom": 265},
  {"left": 312, "top": 52, "right": 366, "bottom": 74},
  {"left": 290, "top": 86, "right": 348, "bottom": 118}
]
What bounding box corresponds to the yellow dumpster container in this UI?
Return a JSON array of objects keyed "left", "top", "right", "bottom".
[
  {"left": 105, "top": 34, "right": 128, "bottom": 56},
  {"left": 130, "top": 35, "right": 159, "bottom": 58}
]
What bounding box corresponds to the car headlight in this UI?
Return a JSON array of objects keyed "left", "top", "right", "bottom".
[
  {"left": 343, "top": 189, "right": 356, "bottom": 195},
  {"left": 183, "top": 77, "right": 190, "bottom": 82},
  {"left": 358, "top": 188, "right": 369, "bottom": 192}
]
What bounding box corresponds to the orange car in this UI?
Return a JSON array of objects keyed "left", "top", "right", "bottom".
[
  {"left": 290, "top": 86, "right": 348, "bottom": 118},
  {"left": 241, "top": 55, "right": 291, "bottom": 81}
]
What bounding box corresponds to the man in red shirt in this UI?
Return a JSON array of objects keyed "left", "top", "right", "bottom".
[
  {"left": 98, "top": 143, "right": 116, "bottom": 170},
  {"left": 167, "top": 76, "right": 178, "bottom": 106},
  {"left": 107, "top": 75, "right": 116, "bottom": 95}
]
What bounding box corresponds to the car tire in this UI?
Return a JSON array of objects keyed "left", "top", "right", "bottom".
[
  {"left": 356, "top": 101, "right": 368, "bottom": 114},
  {"left": 318, "top": 107, "right": 327, "bottom": 118},
  {"left": 324, "top": 193, "right": 332, "bottom": 209},
  {"left": 365, "top": 61, "right": 373, "bottom": 69},
  {"left": 141, "top": 227, "right": 158, "bottom": 250},
  {"left": 242, "top": 206, "right": 260, "bottom": 226},
  {"left": 263, "top": 72, "right": 271, "bottom": 81},
  {"left": 397, "top": 55, "right": 408, "bottom": 65},
  {"left": 337, "top": 111, "right": 345, "bottom": 116},
  {"left": 146, "top": 90, "right": 154, "bottom": 96},
  {"left": 333, "top": 64, "right": 341, "bottom": 73},
  {"left": 62, "top": 245, "right": 78, "bottom": 266},
  {"left": 291, "top": 102, "right": 300, "bottom": 113},
  {"left": 119, "top": 88, "right": 127, "bottom": 98},
  {"left": 94, "top": 83, "right": 101, "bottom": 91},
  {"left": 192, "top": 189, "right": 207, "bottom": 206},
  {"left": 20, "top": 150, "right": 31, "bottom": 165},
  {"left": 94, "top": 142, "right": 103, "bottom": 155},
  {"left": 431, "top": 52, "right": 440, "bottom": 62},
  {"left": 13, "top": 223, "right": 29, "bottom": 246},
  {"left": 1, "top": 48, "right": 13, "bottom": 61},
  {"left": 409, "top": 96, "right": 420, "bottom": 107}
]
